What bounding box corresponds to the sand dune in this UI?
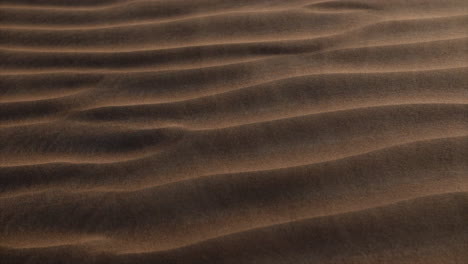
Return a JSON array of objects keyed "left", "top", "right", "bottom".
[
  {"left": 1, "top": 15, "right": 467, "bottom": 73},
  {"left": 1, "top": 137, "right": 467, "bottom": 252},
  {"left": 0, "top": 0, "right": 467, "bottom": 263}
]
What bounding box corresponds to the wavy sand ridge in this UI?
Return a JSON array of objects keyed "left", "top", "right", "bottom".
[{"left": 0, "top": 0, "right": 467, "bottom": 263}]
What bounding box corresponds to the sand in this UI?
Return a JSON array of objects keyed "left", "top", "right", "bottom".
[{"left": 0, "top": 0, "right": 467, "bottom": 263}]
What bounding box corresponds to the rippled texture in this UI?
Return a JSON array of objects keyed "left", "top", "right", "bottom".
[{"left": 0, "top": 0, "right": 467, "bottom": 263}]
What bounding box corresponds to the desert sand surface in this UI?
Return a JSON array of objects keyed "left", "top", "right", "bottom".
[{"left": 0, "top": 0, "right": 467, "bottom": 263}]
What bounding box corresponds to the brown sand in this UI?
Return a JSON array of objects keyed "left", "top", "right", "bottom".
[{"left": 0, "top": 0, "right": 467, "bottom": 263}]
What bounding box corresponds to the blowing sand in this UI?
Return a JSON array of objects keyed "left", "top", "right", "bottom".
[{"left": 0, "top": 0, "right": 467, "bottom": 263}]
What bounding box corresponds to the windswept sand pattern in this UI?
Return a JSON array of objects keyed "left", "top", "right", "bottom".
[{"left": 0, "top": 0, "right": 467, "bottom": 263}]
